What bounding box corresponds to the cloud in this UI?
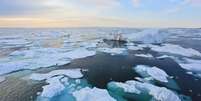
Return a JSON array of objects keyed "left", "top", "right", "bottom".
[{"left": 132, "top": 0, "right": 140, "bottom": 7}]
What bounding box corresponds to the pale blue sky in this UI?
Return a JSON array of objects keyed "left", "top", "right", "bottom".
[{"left": 0, "top": 0, "right": 201, "bottom": 28}]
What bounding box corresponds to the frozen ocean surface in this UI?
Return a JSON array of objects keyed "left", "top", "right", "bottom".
[{"left": 0, "top": 28, "right": 201, "bottom": 101}]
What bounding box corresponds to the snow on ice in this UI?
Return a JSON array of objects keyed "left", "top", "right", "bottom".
[
  {"left": 150, "top": 44, "right": 201, "bottom": 57},
  {"left": 73, "top": 87, "right": 116, "bottom": 101},
  {"left": 134, "top": 65, "right": 169, "bottom": 83},
  {"left": 0, "top": 48, "right": 95, "bottom": 75}
]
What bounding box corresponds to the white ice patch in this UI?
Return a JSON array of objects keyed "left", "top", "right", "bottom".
[
  {"left": 150, "top": 44, "right": 201, "bottom": 57},
  {"left": 73, "top": 87, "right": 116, "bottom": 101},
  {"left": 109, "top": 81, "right": 141, "bottom": 94},
  {"left": 127, "top": 45, "right": 143, "bottom": 51},
  {"left": 64, "top": 48, "right": 96, "bottom": 60},
  {"left": 41, "top": 76, "right": 66, "bottom": 98},
  {"left": 179, "top": 58, "right": 201, "bottom": 73},
  {"left": 29, "top": 69, "right": 83, "bottom": 98},
  {"left": 97, "top": 48, "right": 126, "bottom": 55},
  {"left": 123, "top": 29, "right": 170, "bottom": 44},
  {"left": 0, "top": 48, "right": 95, "bottom": 75},
  {"left": 110, "top": 80, "right": 181, "bottom": 101},
  {"left": 134, "top": 65, "right": 169, "bottom": 83},
  {"left": 30, "top": 69, "right": 83, "bottom": 81},
  {"left": 135, "top": 54, "right": 153, "bottom": 58}
]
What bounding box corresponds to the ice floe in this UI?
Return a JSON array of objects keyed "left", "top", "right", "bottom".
[
  {"left": 127, "top": 45, "right": 143, "bottom": 51},
  {"left": 97, "top": 48, "right": 126, "bottom": 55},
  {"left": 0, "top": 48, "right": 95, "bottom": 75},
  {"left": 63, "top": 48, "right": 96, "bottom": 60},
  {"left": 30, "top": 69, "right": 83, "bottom": 98},
  {"left": 178, "top": 58, "right": 201, "bottom": 77},
  {"left": 40, "top": 76, "right": 66, "bottom": 98},
  {"left": 134, "top": 65, "right": 169, "bottom": 83},
  {"left": 73, "top": 87, "right": 116, "bottom": 101},
  {"left": 29, "top": 69, "right": 83, "bottom": 81},
  {"left": 108, "top": 80, "right": 181, "bottom": 101},
  {"left": 150, "top": 44, "right": 201, "bottom": 57},
  {"left": 135, "top": 54, "right": 153, "bottom": 58}
]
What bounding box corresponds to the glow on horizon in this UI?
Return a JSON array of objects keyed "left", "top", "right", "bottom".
[{"left": 0, "top": 0, "right": 201, "bottom": 28}]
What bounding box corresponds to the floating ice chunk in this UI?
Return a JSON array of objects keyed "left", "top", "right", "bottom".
[
  {"left": 150, "top": 44, "right": 201, "bottom": 57},
  {"left": 108, "top": 81, "right": 141, "bottom": 94},
  {"left": 135, "top": 54, "right": 153, "bottom": 58},
  {"left": 30, "top": 69, "right": 83, "bottom": 81},
  {"left": 126, "top": 42, "right": 135, "bottom": 46},
  {"left": 140, "top": 82, "right": 181, "bottom": 101},
  {"left": 97, "top": 48, "right": 126, "bottom": 55},
  {"left": 157, "top": 55, "right": 172, "bottom": 59},
  {"left": 127, "top": 45, "right": 143, "bottom": 51},
  {"left": 73, "top": 87, "right": 116, "bottom": 101},
  {"left": 134, "top": 65, "right": 169, "bottom": 83},
  {"left": 41, "top": 76, "right": 65, "bottom": 98},
  {"left": 179, "top": 58, "right": 201, "bottom": 73},
  {"left": 123, "top": 29, "right": 170, "bottom": 44},
  {"left": 0, "top": 76, "right": 5, "bottom": 83},
  {"left": 64, "top": 48, "right": 96, "bottom": 59},
  {"left": 108, "top": 80, "right": 181, "bottom": 101},
  {"left": 30, "top": 69, "right": 83, "bottom": 98}
]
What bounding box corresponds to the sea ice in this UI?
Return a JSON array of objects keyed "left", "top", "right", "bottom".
[
  {"left": 179, "top": 58, "right": 201, "bottom": 74},
  {"left": 108, "top": 80, "right": 181, "bottom": 101},
  {"left": 30, "top": 69, "right": 83, "bottom": 98},
  {"left": 127, "top": 45, "right": 143, "bottom": 51},
  {"left": 64, "top": 48, "right": 96, "bottom": 59},
  {"left": 135, "top": 54, "right": 153, "bottom": 58},
  {"left": 0, "top": 48, "right": 95, "bottom": 75},
  {"left": 150, "top": 44, "right": 201, "bottom": 57},
  {"left": 30, "top": 69, "right": 83, "bottom": 81},
  {"left": 0, "top": 38, "right": 30, "bottom": 46},
  {"left": 97, "top": 48, "right": 126, "bottom": 55},
  {"left": 134, "top": 65, "right": 169, "bottom": 83},
  {"left": 123, "top": 29, "right": 170, "bottom": 44},
  {"left": 73, "top": 87, "right": 116, "bottom": 101},
  {"left": 40, "top": 76, "right": 66, "bottom": 98},
  {"left": 108, "top": 81, "right": 141, "bottom": 94}
]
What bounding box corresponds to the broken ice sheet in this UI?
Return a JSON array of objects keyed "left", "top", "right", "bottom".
[
  {"left": 73, "top": 87, "right": 116, "bottom": 101},
  {"left": 0, "top": 48, "right": 95, "bottom": 75},
  {"left": 97, "top": 48, "right": 127, "bottom": 55},
  {"left": 133, "top": 65, "right": 180, "bottom": 90},
  {"left": 149, "top": 44, "right": 201, "bottom": 57},
  {"left": 135, "top": 54, "right": 153, "bottom": 58},
  {"left": 134, "top": 65, "right": 169, "bottom": 83},
  {"left": 29, "top": 69, "right": 88, "bottom": 100},
  {"left": 123, "top": 29, "right": 171, "bottom": 44},
  {"left": 107, "top": 80, "right": 183, "bottom": 101}
]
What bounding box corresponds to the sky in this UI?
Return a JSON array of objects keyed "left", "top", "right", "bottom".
[{"left": 0, "top": 0, "right": 201, "bottom": 28}]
